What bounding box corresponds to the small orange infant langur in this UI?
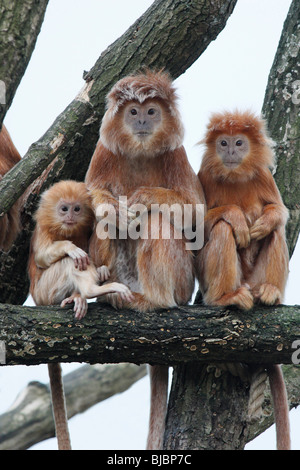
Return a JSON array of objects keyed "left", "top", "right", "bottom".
[
  {"left": 28, "top": 180, "right": 133, "bottom": 450},
  {"left": 0, "top": 125, "right": 21, "bottom": 251},
  {"left": 196, "top": 110, "right": 290, "bottom": 450},
  {"left": 28, "top": 180, "right": 133, "bottom": 320}
]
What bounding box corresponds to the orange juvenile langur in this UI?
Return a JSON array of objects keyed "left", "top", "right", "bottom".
[
  {"left": 0, "top": 125, "right": 21, "bottom": 250},
  {"left": 196, "top": 110, "right": 290, "bottom": 450},
  {"left": 85, "top": 70, "right": 205, "bottom": 449},
  {"left": 28, "top": 180, "right": 133, "bottom": 450}
]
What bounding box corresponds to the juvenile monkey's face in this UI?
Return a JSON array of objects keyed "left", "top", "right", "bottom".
[
  {"left": 56, "top": 199, "right": 83, "bottom": 229},
  {"left": 123, "top": 101, "right": 163, "bottom": 139},
  {"left": 216, "top": 134, "right": 250, "bottom": 169}
]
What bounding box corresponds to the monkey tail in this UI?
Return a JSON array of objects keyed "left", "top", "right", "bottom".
[
  {"left": 267, "top": 364, "right": 291, "bottom": 450},
  {"left": 146, "top": 365, "right": 169, "bottom": 450},
  {"left": 48, "top": 363, "right": 72, "bottom": 450},
  {"left": 123, "top": 292, "right": 176, "bottom": 313}
]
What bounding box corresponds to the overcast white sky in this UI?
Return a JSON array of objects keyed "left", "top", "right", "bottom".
[{"left": 1, "top": 0, "right": 299, "bottom": 451}]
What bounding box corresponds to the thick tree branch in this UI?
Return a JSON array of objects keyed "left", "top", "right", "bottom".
[
  {"left": 0, "top": 302, "right": 299, "bottom": 367},
  {"left": 0, "top": 363, "right": 147, "bottom": 450},
  {"left": 0, "top": 0, "right": 49, "bottom": 126},
  {"left": 262, "top": 0, "right": 300, "bottom": 256},
  {"left": 0, "top": 298, "right": 299, "bottom": 450}
]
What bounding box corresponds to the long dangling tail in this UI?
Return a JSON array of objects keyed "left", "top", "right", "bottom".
[
  {"left": 267, "top": 364, "right": 291, "bottom": 450},
  {"left": 48, "top": 363, "right": 72, "bottom": 450}
]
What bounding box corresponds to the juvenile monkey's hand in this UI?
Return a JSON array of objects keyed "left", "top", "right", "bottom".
[
  {"left": 67, "top": 245, "right": 90, "bottom": 270},
  {"left": 97, "top": 265, "right": 110, "bottom": 283},
  {"left": 250, "top": 216, "right": 271, "bottom": 240},
  {"left": 105, "top": 283, "right": 135, "bottom": 308}
]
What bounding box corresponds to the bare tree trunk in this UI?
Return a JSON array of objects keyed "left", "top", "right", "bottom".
[{"left": 164, "top": 364, "right": 250, "bottom": 450}]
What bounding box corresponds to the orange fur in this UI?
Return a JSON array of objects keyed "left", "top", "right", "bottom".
[
  {"left": 85, "top": 71, "right": 204, "bottom": 312},
  {"left": 197, "top": 111, "right": 289, "bottom": 308},
  {"left": 28, "top": 180, "right": 132, "bottom": 310},
  {"left": 196, "top": 110, "right": 290, "bottom": 450},
  {"left": 28, "top": 180, "right": 93, "bottom": 452},
  {"left": 28, "top": 180, "right": 95, "bottom": 304},
  {"left": 85, "top": 70, "right": 205, "bottom": 450},
  {"left": 28, "top": 180, "right": 133, "bottom": 450},
  {"left": 0, "top": 125, "right": 21, "bottom": 250}
]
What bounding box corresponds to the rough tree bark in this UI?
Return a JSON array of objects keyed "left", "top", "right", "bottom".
[
  {"left": 0, "top": 302, "right": 299, "bottom": 367},
  {"left": 164, "top": 0, "right": 300, "bottom": 450},
  {"left": 0, "top": 0, "right": 238, "bottom": 305},
  {"left": 262, "top": 0, "right": 300, "bottom": 257},
  {"left": 0, "top": 0, "right": 49, "bottom": 127}
]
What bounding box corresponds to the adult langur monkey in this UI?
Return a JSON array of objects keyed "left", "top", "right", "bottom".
[
  {"left": 196, "top": 110, "right": 291, "bottom": 450},
  {"left": 85, "top": 70, "right": 205, "bottom": 449}
]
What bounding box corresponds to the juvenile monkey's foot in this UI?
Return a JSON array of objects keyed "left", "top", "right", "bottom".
[
  {"left": 97, "top": 265, "right": 110, "bottom": 283},
  {"left": 256, "top": 283, "right": 281, "bottom": 305},
  {"left": 210, "top": 286, "right": 254, "bottom": 310},
  {"left": 61, "top": 295, "right": 88, "bottom": 320}
]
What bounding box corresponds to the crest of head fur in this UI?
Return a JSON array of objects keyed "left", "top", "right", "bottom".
[
  {"left": 204, "top": 110, "right": 274, "bottom": 147},
  {"left": 106, "top": 69, "right": 179, "bottom": 116},
  {"left": 200, "top": 110, "right": 276, "bottom": 183},
  {"left": 100, "top": 69, "right": 184, "bottom": 156}
]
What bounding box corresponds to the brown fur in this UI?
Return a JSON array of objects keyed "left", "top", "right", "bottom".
[
  {"left": 0, "top": 125, "right": 21, "bottom": 250},
  {"left": 196, "top": 110, "right": 290, "bottom": 450},
  {"left": 85, "top": 70, "right": 205, "bottom": 449}
]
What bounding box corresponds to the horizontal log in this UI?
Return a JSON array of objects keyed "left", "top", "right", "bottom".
[{"left": 0, "top": 302, "right": 299, "bottom": 366}]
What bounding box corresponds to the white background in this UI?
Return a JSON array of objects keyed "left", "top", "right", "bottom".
[{"left": 0, "top": 0, "right": 299, "bottom": 450}]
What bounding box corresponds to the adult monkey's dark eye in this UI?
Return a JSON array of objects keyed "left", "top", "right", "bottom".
[
  {"left": 221, "top": 140, "right": 227, "bottom": 147},
  {"left": 130, "top": 109, "right": 138, "bottom": 115},
  {"left": 148, "top": 108, "right": 155, "bottom": 115}
]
